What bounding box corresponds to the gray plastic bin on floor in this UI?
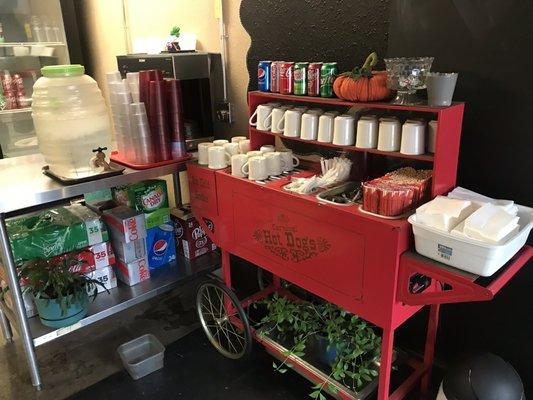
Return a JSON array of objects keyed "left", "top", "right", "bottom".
[{"left": 117, "top": 334, "right": 165, "bottom": 380}]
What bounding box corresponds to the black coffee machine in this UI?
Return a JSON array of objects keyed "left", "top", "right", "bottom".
[{"left": 116, "top": 52, "right": 226, "bottom": 150}]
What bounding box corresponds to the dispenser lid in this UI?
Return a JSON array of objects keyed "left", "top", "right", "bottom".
[{"left": 41, "top": 64, "right": 85, "bottom": 77}]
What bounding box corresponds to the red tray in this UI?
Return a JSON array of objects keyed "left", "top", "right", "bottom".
[{"left": 111, "top": 151, "right": 192, "bottom": 170}]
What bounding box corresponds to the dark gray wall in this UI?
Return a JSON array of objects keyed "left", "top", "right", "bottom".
[{"left": 240, "top": 0, "right": 533, "bottom": 393}]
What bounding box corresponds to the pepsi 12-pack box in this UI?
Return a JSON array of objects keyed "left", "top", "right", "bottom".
[{"left": 145, "top": 223, "right": 176, "bottom": 269}]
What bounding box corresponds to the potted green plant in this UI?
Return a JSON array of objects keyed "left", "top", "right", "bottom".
[
  {"left": 256, "top": 294, "right": 381, "bottom": 400},
  {"left": 3, "top": 257, "right": 106, "bottom": 328},
  {"left": 166, "top": 26, "right": 181, "bottom": 53}
]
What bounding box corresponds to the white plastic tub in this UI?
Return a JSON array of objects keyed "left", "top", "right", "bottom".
[
  {"left": 117, "top": 334, "right": 165, "bottom": 380},
  {"left": 408, "top": 205, "right": 533, "bottom": 276}
]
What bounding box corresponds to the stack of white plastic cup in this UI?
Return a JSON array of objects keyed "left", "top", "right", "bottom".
[{"left": 129, "top": 102, "right": 155, "bottom": 164}]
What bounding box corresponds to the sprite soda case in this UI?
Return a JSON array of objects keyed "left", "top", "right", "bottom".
[
  {"left": 6, "top": 204, "right": 108, "bottom": 264},
  {"left": 114, "top": 179, "right": 171, "bottom": 229}
]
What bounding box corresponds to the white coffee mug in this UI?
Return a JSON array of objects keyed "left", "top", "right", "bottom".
[
  {"left": 213, "top": 139, "right": 229, "bottom": 146},
  {"left": 377, "top": 118, "right": 401, "bottom": 151},
  {"left": 246, "top": 150, "right": 263, "bottom": 158},
  {"left": 231, "top": 154, "right": 248, "bottom": 177},
  {"left": 224, "top": 142, "right": 241, "bottom": 157},
  {"left": 208, "top": 145, "right": 230, "bottom": 169},
  {"left": 198, "top": 142, "right": 214, "bottom": 165},
  {"left": 279, "top": 150, "right": 300, "bottom": 172},
  {"left": 400, "top": 121, "right": 426, "bottom": 155},
  {"left": 242, "top": 156, "right": 268, "bottom": 181},
  {"left": 260, "top": 145, "right": 275, "bottom": 153},
  {"left": 356, "top": 118, "right": 378, "bottom": 149},
  {"left": 231, "top": 136, "right": 247, "bottom": 143},
  {"left": 333, "top": 114, "right": 356, "bottom": 146},
  {"left": 278, "top": 109, "right": 302, "bottom": 137},
  {"left": 249, "top": 104, "right": 273, "bottom": 131},
  {"left": 428, "top": 120, "right": 437, "bottom": 153},
  {"left": 267, "top": 106, "right": 291, "bottom": 134},
  {"left": 239, "top": 139, "right": 251, "bottom": 154},
  {"left": 317, "top": 114, "right": 335, "bottom": 143},
  {"left": 300, "top": 112, "right": 319, "bottom": 140},
  {"left": 264, "top": 152, "right": 286, "bottom": 176}
]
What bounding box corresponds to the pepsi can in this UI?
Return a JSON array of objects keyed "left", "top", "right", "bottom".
[
  {"left": 146, "top": 223, "right": 176, "bottom": 269},
  {"left": 258, "top": 60, "right": 272, "bottom": 92}
]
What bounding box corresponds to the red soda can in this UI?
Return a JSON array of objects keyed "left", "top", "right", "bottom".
[
  {"left": 12, "top": 73, "right": 24, "bottom": 92},
  {"left": 279, "top": 62, "right": 294, "bottom": 95},
  {"left": 270, "top": 61, "right": 280, "bottom": 93},
  {"left": 307, "top": 62, "right": 322, "bottom": 96},
  {"left": 5, "top": 90, "right": 18, "bottom": 110}
]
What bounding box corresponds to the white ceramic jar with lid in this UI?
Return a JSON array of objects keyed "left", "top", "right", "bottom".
[{"left": 32, "top": 64, "right": 112, "bottom": 178}]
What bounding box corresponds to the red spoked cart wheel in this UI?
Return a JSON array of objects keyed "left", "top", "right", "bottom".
[{"left": 196, "top": 280, "right": 252, "bottom": 360}]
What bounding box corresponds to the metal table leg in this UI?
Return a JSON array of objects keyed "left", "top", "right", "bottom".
[
  {"left": 0, "top": 214, "right": 42, "bottom": 389},
  {"left": 0, "top": 308, "right": 13, "bottom": 342}
]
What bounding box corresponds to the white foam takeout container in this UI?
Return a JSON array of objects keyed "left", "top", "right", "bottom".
[{"left": 408, "top": 204, "right": 532, "bottom": 276}]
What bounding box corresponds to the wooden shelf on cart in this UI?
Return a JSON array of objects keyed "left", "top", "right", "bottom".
[
  {"left": 250, "top": 128, "right": 435, "bottom": 162},
  {"left": 249, "top": 90, "right": 465, "bottom": 113}
]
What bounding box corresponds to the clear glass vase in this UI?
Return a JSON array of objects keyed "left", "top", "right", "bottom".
[{"left": 384, "top": 57, "right": 434, "bottom": 104}]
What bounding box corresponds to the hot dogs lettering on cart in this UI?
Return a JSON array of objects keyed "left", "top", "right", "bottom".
[{"left": 252, "top": 214, "right": 331, "bottom": 262}]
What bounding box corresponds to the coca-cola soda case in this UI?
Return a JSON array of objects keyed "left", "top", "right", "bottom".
[{"left": 171, "top": 207, "right": 217, "bottom": 260}]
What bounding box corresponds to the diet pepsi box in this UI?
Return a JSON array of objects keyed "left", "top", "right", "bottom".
[
  {"left": 146, "top": 223, "right": 176, "bottom": 269},
  {"left": 258, "top": 60, "right": 272, "bottom": 92}
]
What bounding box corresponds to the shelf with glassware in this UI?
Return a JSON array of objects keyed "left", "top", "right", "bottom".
[
  {"left": 248, "top": 90, "right": 464, "bottom": 198},
  {"left": 0, "top": 42, "right": 65, "bottom": 47}
]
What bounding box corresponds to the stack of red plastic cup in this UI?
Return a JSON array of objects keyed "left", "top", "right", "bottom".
[
  {"left": 165, "top": 79, "right": 187, "bottom": 159},
  {"left": 148, "top": 80, "right": 172, "bottom": 161}
]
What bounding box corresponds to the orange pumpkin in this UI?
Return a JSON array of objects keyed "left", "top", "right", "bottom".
[{"left": 333, "top": 52, "right": 391, "bottom": 102}]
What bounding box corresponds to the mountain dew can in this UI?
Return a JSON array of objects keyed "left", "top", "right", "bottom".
[
  {"left": 293, "top": 62, "right": 308, "bottom": 95},
  {"left": 320, "top": 62, "right": 338, "bottom": 98}
]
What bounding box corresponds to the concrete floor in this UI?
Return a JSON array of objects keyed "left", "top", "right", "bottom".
[{"left": 0, "top": 283, "right": 199, "bottom": 400}]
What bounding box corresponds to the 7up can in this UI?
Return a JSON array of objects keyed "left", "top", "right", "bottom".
[
  {"left": 293, "top": 62, "right": 308, "bottom": 96},
  {"left": 320, "top": 62, "right": 338, "bottom": 98}
]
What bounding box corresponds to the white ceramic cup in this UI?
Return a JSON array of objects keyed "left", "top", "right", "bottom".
[
  {"left": 208, "top": 145, "right": 230, "bottom": 169},
  {"left": 224, "top": 142, "right": 241, "bottom": 157},
  {"left": 279, "top": 150, "right": 300, "bottom": 172},
  {"left": 246, "top": 150, "right": 263, "bottom": 158},
  {"left": 333, "top": 114, "right": 356, "bottom": 146},
  {"left": 267, "top": 106, "right": 291, "bottom": 134},
  {"left": 300, "top": 112, "right": 319, "bottom": 140},
  {"left": 249, "top": 104, "right": 273, "bottom": 131},
  {"left": 356, "top": 117, "right": 378, "bottom": 149},
  {"left": 198, "top": 142, "right": 214, "bottom": 165},
  {"left": 400, "top": 121, "right": 426, "bottom": 155},
  {"left": 231, "top": 136, "right": 247, "bottom": 143},
  {"left": 264, "top": 152, "right": 286, "bottom": 176},
  {"left": 428, "top": 120, "right": 437, "bottom": 153},
  {"left": 213, "top": 139, "right": 229, "bottom": 146},
  {"left": 278, "top": 109, "right": 302, "bottom": 137},
  {"left": 377, "top": 118, "right": 401, "bottom": 151},
  {"left": 242, "top": 156, "right": 268, "bottom": 181},
  {"left": 317, "top": 114, "right": 335, "bottom": 143},
  {"left": 239, "top": 139, "right": 251, "bottom": 154},
  {"left": 231, "top": 154, "right": 248, "bottom": 177},
  {"left": 260, "top": 145, "right": 275, "bottom": 153}
]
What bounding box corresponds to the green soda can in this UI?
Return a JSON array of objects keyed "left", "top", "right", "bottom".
[
  {"left": 293, "top": 62, "right": 309, "bottom": 96},
  {"left": 320, "top": 62, "right": 338, "bottom": 98}
]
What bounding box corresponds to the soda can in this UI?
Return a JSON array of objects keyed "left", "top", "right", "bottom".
[
  {"left": 270, "top": 61, "right": 282, "bottom": 93},
  {"left": 279, "top": 62, "right": 294, "bottom": 95},
  {"left": 12, "top": 73, "right": 24, "bottom": 92},
  {"left": 307, "top": 62, "right": 322, "bottom": 96},
  {"left": 293, "top": 62, "right": 308, "bottom": 96},
  {"left": 258, "top": 60, "right": 271, "bottom": 92},
  {"left": 320, "top": 62, "right": 338, "bottom": 98}
]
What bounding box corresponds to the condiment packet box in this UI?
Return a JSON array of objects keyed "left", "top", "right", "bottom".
[
  {"left": 103, "top": 206, "right": 147, "bottom": 243},
  {"left": 146, "top": 224, "right": 176, "bottom": 269},
  {"left": 171, "top": 207, "right": 217, "bottom": 260},
  {"left": 113, "top": 180, "right": 170, "bottom": 229},
  {"left": 116, "top": 257, "right": 150, "bottom": 286},
  {"left": 111, "top": 237, "right": 147, "bottom": 264},
  {"left": 6, "top": 204, "right": 108, "bottom": 264},
  {"left": 85, "top": 265, "right": 117, "bottom": 293}
]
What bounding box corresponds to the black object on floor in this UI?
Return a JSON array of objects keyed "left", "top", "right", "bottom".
[{"left": 70, "top": 329, "right": 440, "bottom": 400}]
